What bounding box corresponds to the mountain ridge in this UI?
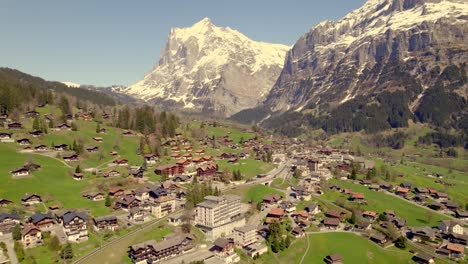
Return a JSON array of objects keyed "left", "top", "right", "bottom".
[{"left": 233, "top": 0, "right": 468, "bottom": 136}]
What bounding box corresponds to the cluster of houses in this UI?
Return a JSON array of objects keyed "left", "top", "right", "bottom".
[
  {"left": 108, "top": 182, "right": 180, "bottom": 224},
  {"left": 0, "top": 209, "right": 88, "bottom": 248},
  {"left": 347, "top": 180, "right": 468, "bottom": 220},
  {"left": 406, "top": 220, "right": 467, "bottom": 260}
]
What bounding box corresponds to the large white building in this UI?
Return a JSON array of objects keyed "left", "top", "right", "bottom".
[{"left": 195, "top": 195, "right": 245, "bottom": 240}]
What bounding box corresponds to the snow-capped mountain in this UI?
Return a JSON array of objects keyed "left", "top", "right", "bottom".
[
  {"left": 233, "top": 0, "right": 468, "bottom": 134},
  {"left": 124, "top": 18, "right": 289, "bottom": 116},
  {"left": 62, "top": 81, "right": 81, "bottom": 88},
  {"left": 265, "top": 0, "right": 468, "bottom": 112}
]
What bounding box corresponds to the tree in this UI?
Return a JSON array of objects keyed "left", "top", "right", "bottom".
[
  {"left": 350, "top": 167, "right": 357, "bottom": 180},
  {"left": 32, "top": 117, "right": 40, "bottom": 130},
  {"left": 386, "top": 223, "right": 400, "bottom": 241},
  {"left": 48, "top": 235, "right": 60, "bottom": 251},
  {"left": 60, "top": 243, "right": 73, "bottom": 259},
  {"left": 105, "top": 195, "right": 111, "bottom": 207},
  {"left": 75, "top": 165, "right": 82, "bottom": 174},
  {"left": 349, "top": 209, "right": 360, "bottom": 225},
  {"left": 48, "top": 118, "right": 54, "bottom": 128},
  {"left": 271, "top": 239, "right": 280, "bottom": 253},
  {"left": 12, "top": 224, "right": 21, "bottom": 240},
  {"left": 71, "top": 121, "right": 78, "bottom": 131},
  {"left": 284, "top": 235, "right": 291, "bottom": 248},
  {"left": 96, "top": 122, "right": 101, "bottom": 133},
  {"left": 293, "top": 169, "right": 302, "bottom": 179},
  {"left": 181, "top": 223, "right": 191, "bottom": 234},
  {"left": 394, "top": 236, "right": 407, "bottom": 249}
]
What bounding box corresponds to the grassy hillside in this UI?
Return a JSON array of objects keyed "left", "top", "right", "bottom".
[{"left": 323, "top": 179, "right": 449, "bottom": 226}]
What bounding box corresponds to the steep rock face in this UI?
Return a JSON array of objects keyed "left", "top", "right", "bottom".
[
  {"left": 125, "top": 18, "right": 289, "bottom": 117},
  {"left": 265, "top": 0, "right": 468, "bottom": 112}
]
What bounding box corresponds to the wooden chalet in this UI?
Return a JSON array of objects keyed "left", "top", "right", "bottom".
[
  {"left": 86, "top": 146, "right": 99, "bottom": 153},
  {"left": 412, "top": 253, "right": 435, "bottom": 264},
  {"left": 21, "top": 193, "right": 41, "bottom": 206},
  {"left": 63, "top": 154, "right": 79, "bottom": 162},
  {"left": 0, "top": 198, "right": 13, "bottom": 207},
  {"left": 0, "top": 132, "right": 12, "bottom": 142},
  {"left": 11, "top": 167, "right": 30, "bottom": 177},
  {"left": 115, "top": 195, "right": 139, "bottom": 210},
  {"left": 265, "top": 208, "right": 285, "bottom": 224},
  {"left": 17, "top": 138, "right": 31, "bottom": 145},
  {"left": 370, "top": 233, "right": 387, "bottom": 245},
  {"left": 262, "top": 194, "right": 282, "bottom": 205},
  {"left": 196, "top": 162, "right": 218, "bottom": 177},
  {"left": 71, "top": 172, "right": 83, "bottom": 180},
  {"left": 34, "top": 145, "right": 48, "bottom": 151},
  {"left": 82, "top": 192, "right": 104, "bottom": 201},
  {"left": 55, "top": 123, "right": 72, "bottom": 131},
  {"left": 0, "top": 213, "right": 21, "bottom": 234},
  {"left": 322, "top": 218, "right": 340, "bottom": 229},
  {"left": 93, "top": 215, "right": 119, "bottom": 231},
  {"left": 54, "top": 144, "right": 68, "bottom": 151},
  {"left": 24, "top": 110, "right": 39, "bottom": 118},
  {"left": 144, "top": 154, "right": 159, "bottom": 165},
  {"left": 29, "top": 130, "right": 43, "bottom": 137},
  {"left": 128, "top": 235, "right": 193, "bottom": 264},
  {"left": 349, "top": 192, "right": 365, "bottom": 202},
  {"left": 7, "top": 122, "right": 23, "bottom": 129},
  {"left": 108, "top": 188, "right": 125, "bottom": 197},
  {"left": 28, "top": 212, "right": 55, "bottom": 230},
  {"left": 324, "top": 253, "right": 343, "bottom": 264},
  {"left": 154, "top": 164, "right": 184, "bottom": 176},
  {"left": 103, "top": 170, "right": 121, "bottom": 178},
  {"left": 92, "top": 137, "right": 103, "bottom": 143},
  {"left": 113, "top": 158, "right": 128, "bottom": 166}
]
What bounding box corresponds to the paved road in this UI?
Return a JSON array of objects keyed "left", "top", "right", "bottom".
[{"left": 0, "top": 234, "right": 18, "bottom": 264}]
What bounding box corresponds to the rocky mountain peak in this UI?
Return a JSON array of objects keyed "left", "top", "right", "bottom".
[{"left": 124, "top": 18, "right": 289, "bottom": 116}]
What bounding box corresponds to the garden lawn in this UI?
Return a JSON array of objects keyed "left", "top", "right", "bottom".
[{"left": 324, "top": 179, "right": 449, "bottom": 226}]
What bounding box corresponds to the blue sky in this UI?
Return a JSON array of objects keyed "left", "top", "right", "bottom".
[{"left": 0, "top": 0, "right": 366, "bottom": 86}]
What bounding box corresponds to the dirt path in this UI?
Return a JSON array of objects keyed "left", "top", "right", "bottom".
[{"left": 299, "top": 233, "right": 310, "bottom": 264}]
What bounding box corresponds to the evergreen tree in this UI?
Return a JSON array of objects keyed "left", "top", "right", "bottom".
[
  {"left": 96, "top": 122, "right": 101, "bottom": 133},
  {"left": 32, "top": 117, "right": 40, "bottom": 130},
  {"left": 48, "top": 119, "right": 54, "bottom": 128},
  {"left": 350, "top": 167, "right": 357, "bottom": 180},
  {"left": 12, "top": 224, "right": 21, "bottom": 240},
  {"left": 105, "top": 195, "right": 111, "bottom": 207},
  {"left": 60, "top": 243, "right": 73, "bottom": 259},
  {"left": 75, "top": 165, "right": 82, "bottom": 174}
]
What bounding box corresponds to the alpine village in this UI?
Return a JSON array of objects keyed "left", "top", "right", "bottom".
[{"left": 0, "top": 0, "right": 467, "bottom": 264}]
